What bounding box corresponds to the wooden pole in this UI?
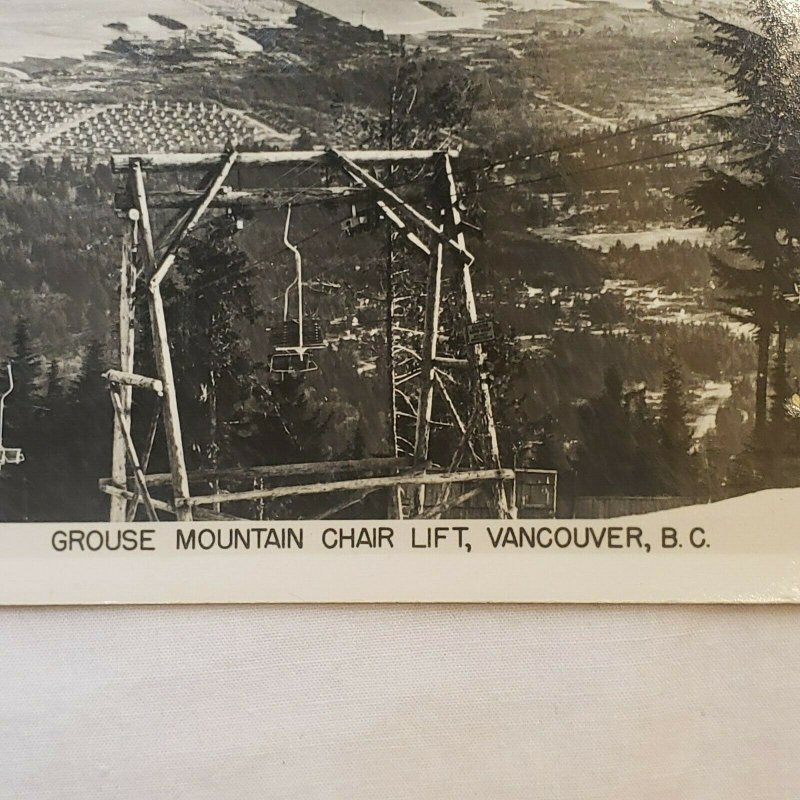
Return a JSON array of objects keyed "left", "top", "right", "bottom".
[
  {"left": 109, "top": 225, "right": 137, "bottom": 521},
  {"left": 138, "top": 187, "right": 361, "bottom": 210},
  {"left": 412, "top": 155, "right": 446, "bottom": 515},
  {"left": 148, "top": 292, "right": 194, "bottom": 517},
  {"left": 131, "top": 161, "right": 194, "bottom": 521},
  {"left": 386, "top": 213, "right": 405, "bottom": 519},
  {"left": 138, "top": 456, "right": 415, "bottom": 488},
  {"left": 443, "top": 154, "right": 512, "bottom": 518}
]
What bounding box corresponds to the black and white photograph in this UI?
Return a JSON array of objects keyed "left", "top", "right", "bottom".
[{"left": 0, "top": 0, "right": 796, "bottom": 523}]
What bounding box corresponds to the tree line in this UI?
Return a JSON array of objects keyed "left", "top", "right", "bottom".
[{"left": 0, "top": 319, "right": 110, "bottom": 521}]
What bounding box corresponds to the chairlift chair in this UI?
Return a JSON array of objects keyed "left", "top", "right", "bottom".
[
  {"left": 0, "top": 364, "right": 24, "bottom": 471},
  {"left": 269, "top": 204, "right": 325, "bottom": 375},
  {"left": 341, "top": 203, "right": 374, "bottom": 237}
]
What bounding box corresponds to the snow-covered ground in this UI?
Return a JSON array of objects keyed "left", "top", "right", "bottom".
[
  {"left": 2, "top": 0, "right": 750, "bottom": 64},
  {"left": 300, "top": 0, "right": 491, "bottom": 33},
  {"left": 1, "top": 0, "right": 292, "bottom": 63},
  {"left": 1, "top": 0, "right": 495, "bottom": 58},
  {"left": 647, "top": 380, "right": 734, "bottom": 442},
  {"left": 692, "top": 380, "right": 733, "bottom": 440}
]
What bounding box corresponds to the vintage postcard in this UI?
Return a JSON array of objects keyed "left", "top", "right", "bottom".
[{"left": 0, "top": 0, "right": 798, "bottom": 604}]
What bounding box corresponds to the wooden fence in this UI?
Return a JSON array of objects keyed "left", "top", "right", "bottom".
[{"left": 572, "top": 496, "right": 706, "bottom": 519}]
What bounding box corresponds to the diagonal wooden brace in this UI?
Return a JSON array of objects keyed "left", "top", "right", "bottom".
[
  {"left": 328, "top": 149, "right": 474, "bottom": 261},
  {"left": 126, "top": 401, "right": 162, "bottom": 523},
  {"left": 108, "top": 388, "right": 159, "bottom": 522},
  {"left": 151, "top": 149, "right": 239, "bottom": 290}
]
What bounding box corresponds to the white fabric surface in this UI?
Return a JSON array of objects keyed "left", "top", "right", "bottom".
[{"left": 1, "top": 605, "right": 798, "bottom": 798}]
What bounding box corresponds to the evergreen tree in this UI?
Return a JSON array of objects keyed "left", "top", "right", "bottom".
[
  {"left": 0, "top": 319, "right": 42, "bottom": 521},
  {"left": 44, "top": 156, "right": 57, "bottom": 182},
  {"left": 57, "top": 341, "right": 111, "bottom": 520},
  {"left": 29, "top": 359, "right": 73, "bottom": 521},
  {"left": 622, "top": 382, "right": 666, "bottom": 499},
  {"left": 363, "top": 53, "right": 477, "bottom": 150},
  {"left": 93, "top": 162, "right": 114, "bottom": 195},
  {"left": 17, "top": 160, "right": 43, "bottom": 188},
  {"left": 43, "top": 360, "right": 65, "bottom": 411},
  {"left": 9, "top": 319, "right": 39, "bottom": 407},
  {"left": 164, "top": 217, "right": 264, "bottom": 473},
  {"left": 658, "top": 352, "right": 695, "bottom": 495},
  {"left": 58, "top": 155, "right": 75, "bottom": 181},
  {"left": 686, "top": 2, "right": 800, "bottom": 446},
  {"left": 576, "top": 367, "right": 635, "bottom": 495},
  {"left": 574, "top": 366, "right": 681, "bottom": 498},
  {"left": 268, "top": 376, "right": 334, "bottom": 461},
  {"left": 770, "top": 319, "right": 792, "bottom": 438}
]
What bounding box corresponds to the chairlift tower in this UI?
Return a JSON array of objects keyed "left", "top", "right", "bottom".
[{"left": 102, "top": 147, "right": 516, "bottom": 521}]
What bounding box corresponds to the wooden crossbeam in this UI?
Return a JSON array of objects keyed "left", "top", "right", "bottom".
[
  {"left": 433, "top": 356, "right": 469, "bottom": 369},
  {"left": 111, "top": 149, "right": 456, "bottom": 174},
  {"left": 104, "top": 369, "right": 163, "bottom": 394},
  {"left": 135, "top": 187, "right": 363, "bottom": 210},
  {"left": 333, "top": 160, "right": 430, "bottom": 255},
  {"left": 138, "top": 456, "right": 415, "bottom": 488},
  {"left": 187, "top": 468, "right": 515, "bottom": 507}
]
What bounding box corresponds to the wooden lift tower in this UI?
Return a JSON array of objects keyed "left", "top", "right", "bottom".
[{"left": 101, "top": 148, "right": 516, "bottom": 521}]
